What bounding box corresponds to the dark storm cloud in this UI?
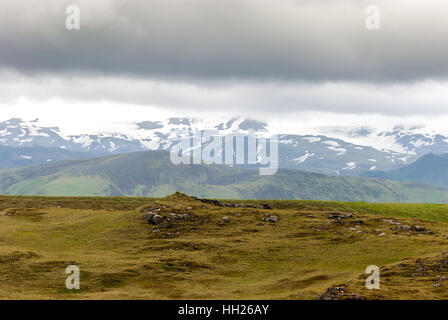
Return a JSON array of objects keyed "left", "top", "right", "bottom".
[{"left": 0, "top": 0, "right": 447, "bottom": 82}]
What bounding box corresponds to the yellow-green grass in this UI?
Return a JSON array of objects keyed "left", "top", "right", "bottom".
[{"left": 0, "top": 193, "right": 447, "bottom": 299}]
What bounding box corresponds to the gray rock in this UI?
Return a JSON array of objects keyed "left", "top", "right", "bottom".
[
  {"left": 328, "top": 212, "right": 343, "bottom": 219},
  {"left": 263, "top": 215, "right": 279, "bottom": 223},
  {"left": 222, "top": 216, "right": 231, "bottom": 223},
  {"left": 262, "top": 203, "right": 273, "bottom": 210},
  {"left": 168, "top": 213, "right": 178, "bottom": 220},
  {"left": 152, "top": 214, "right": 165, "bottom": 225},
  {"left": 180, "top": 213, "right": 189, "bottom": 220},
  {"left": 414, "top": 225, "right": 426, "bottom": 232},
  {"left": 143, "top": 212, "right": 156, "bottom": 222}
]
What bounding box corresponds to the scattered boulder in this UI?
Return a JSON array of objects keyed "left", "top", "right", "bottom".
[
  {"left": 152, "top": 214, "right": 165, "bottom": 225},
  {"left": 317, "top": 285, "right": 346, "bottom": 300},
  {"left": 179, "top": 213, "right": 190, "bottom": 220},
  {"left": 222, "top": 216, "right": 231, "bottom": 223},
  {"left": 141, "top": 203, "right": 161, "bottom": 213},
  {"left": 399, "top": 225, "right": 411, "bottom": 231},
  {"left": 142, "top": 212, "right": 156, "bottom": 222},
  {"left": 262, "top": 214, "right": 279, "bottom": 223},
  {"left": 414, "top": 225, "right": 426, "bottom": 232},
  {"left": 167, "top": 213, "right": 177, "bottom": 220},
  {"left": 328, "top": 212, "right": 353, "bottom": 220},
  {"left": 328, "top": 212, "right": 342, "bottom": 219},
  {"left": 318, "top": 284, "right": 365, "bottom": 300},
  {"left": 143, "top": 212, "right": 166, "bottom": 225},
  {"left": 262, "top": 203, "right": 273, "bottom": 210}
]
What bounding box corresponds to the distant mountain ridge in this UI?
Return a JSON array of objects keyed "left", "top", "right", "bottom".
[
  {"left": 0, "top": 117, "right": 430, "bottom": 175},
  {"left": 321, "top": 126, "right": 448, "bottom": 156},
  {"left": 0, "top": 145, "right": 90, "bottom": 168},
  {"left": 0, "top": 150, "right": 447, "bottom": 203},
  {"left": 362, "top": 153, "right": 448, "bottom": 190}
]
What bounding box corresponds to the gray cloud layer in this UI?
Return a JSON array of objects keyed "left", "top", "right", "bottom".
[
  {"left": 1, "top": 71, "right": 447, "bottom": 117},
  {"left": 1, "top": 0, "right": 447, "bottom": 82}
]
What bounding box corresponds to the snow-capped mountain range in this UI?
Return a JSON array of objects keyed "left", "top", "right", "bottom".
[{"left": 1, "top": 117, "right": 447, "bottom": 175}]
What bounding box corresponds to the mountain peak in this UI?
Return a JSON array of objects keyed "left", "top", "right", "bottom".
[
  {"left": 168, "top": 117, "right": 191, "bottom": 126},
  {"left": 215, "top": 117, "right": 267, "bottom": 132}
]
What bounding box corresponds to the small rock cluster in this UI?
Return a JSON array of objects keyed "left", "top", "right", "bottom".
[
  {"left": 382, "top": 218, "right": 433, "bottom": 235},
  {"left": 143, "top": 212, "right": 166, "bottom": 225},
  {"left": 261, "top": 213, "right": 279, "bottom": 223},
  {"left": 141, "top": 202, "right": 194, "bottom": 229},
  {"left": 317, "top": 284, "right": 363, "bottom": 300},
  {"left": 143, "top": 211, "right": 193, "bottom": 225},
  {"left": 167, "top": 212, "right": 190, "bottom": 221},
  {"left": 328, "top": 212, "right": 357, "bottom": 226},
  {"left": 411, "top": 254, "right": 448, "bottom": 279}
]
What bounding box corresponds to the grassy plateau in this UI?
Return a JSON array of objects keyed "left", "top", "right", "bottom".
[{"left": 1, "top": 192, "right": 448, "bottom": 299}]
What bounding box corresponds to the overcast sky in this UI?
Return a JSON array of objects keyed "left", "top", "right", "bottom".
[{"left": 0, "top": 0, "right": 447, "bottom": 133}]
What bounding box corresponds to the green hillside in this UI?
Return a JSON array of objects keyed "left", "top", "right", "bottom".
[{"left": 0, "top": 150, "right": 448, "bottom": 203}]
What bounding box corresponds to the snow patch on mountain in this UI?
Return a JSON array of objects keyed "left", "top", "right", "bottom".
[
  {"left": 319, "top": 126, "right": 448, "bottom": 156},
  {"left": 343, "top": 162, "right": 357, "bottom": 170},
  {"left": 293, "top": 151, "right": 315, "bottom": 163}
]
